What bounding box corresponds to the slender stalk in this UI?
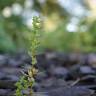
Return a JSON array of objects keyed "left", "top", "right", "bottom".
[
  {"left": 28, "top": 16, "right": 41, "bottom": 96},
  {"left": 15, "top": 16, "right": 41, "bottom": 96}
]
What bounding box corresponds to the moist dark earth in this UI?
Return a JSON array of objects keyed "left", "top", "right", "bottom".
[{"left": 0, "top": 51, "right": 96, "bottom": 96}]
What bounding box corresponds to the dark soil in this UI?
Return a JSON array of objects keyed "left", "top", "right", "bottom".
[{"left": 0, "top": 51, "right": 96, "bottom": 96}]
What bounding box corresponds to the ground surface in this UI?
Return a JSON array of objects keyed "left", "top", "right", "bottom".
[{"left": 0, "top": 51, "right": 96, "bottom": 96}]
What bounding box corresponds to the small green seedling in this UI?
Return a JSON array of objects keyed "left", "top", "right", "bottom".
[{"left": 15, "top": 16, "right": 41, "bottom": 96}]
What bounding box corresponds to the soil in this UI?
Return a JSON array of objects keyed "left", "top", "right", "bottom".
[{"left": 0, "top": 51, "right": 96, "bottom": 96}]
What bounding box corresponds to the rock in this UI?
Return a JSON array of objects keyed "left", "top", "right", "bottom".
[
  {"left": 79, "top": 66, "right": 95, "bottom": 75},
  {"left": 41, "top": 78, "right": 55, "bottom": 89},
  {"left": 0, "top": 89, "right": 9, "bottom": 96},
  {"left": 47, "top": 86, "right": 94, "bottom": 96},
  {"left": 69, "top": 64, "right": 81, "bottom": 79},
  {"left": 53, "top": 79, "right": 67, "bottom": 87},
  {"left": 8, "top": 58, "right": 23, "bottom": 67},
  {"left": 33, "top": 83, "right": 42, "bottom": 92},
  {"left": 34, "top": 93, "right": 48, "bottom": 96},
  {"left": 36, "top": 72, "right": 48, "bottom": 82},
  {"left": 0, "top": 80, "right": 16, "bottom": 89},
  {"left": 69, "top": 65, "right": 96, "bottom": 79},
  {"left": 6, "top": 75, "right": 19, "bottom": 81},
  {"left": 40, "top": 78, "right": 67, "bottom": 91},
  {"left": 45, "top": 52, "right": 57, "bottom": 60},
  {"left": 0, "top": 72, "right": 6, "bottom": 79},
  {"left": 0, "top": 55, "right": 8, "bottom": 66},
  {"left": 16, "top": 53, "right": 31, "bottom": 64},
  {"left": 0, "top": 67, "right": 21, "bottom": 76},
  {"left": 88, "top": 54, "right": 96, "bottom": 67},
  {"left": 50, "top": 67, "right": 69, "bottom": 79},
  {"left": 36, "top": 54, "right": 49, "bottom": 70},
  {"left": 69, "top": 53, "right": 80, "bottom": 65},
  {"left": 45, "top": 52, "right": 69, "bottom": 67}
]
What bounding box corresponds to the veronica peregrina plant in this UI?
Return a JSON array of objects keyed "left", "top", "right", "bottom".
[{"left": 15, "top": 16, "right": 41, "bottom": 96}]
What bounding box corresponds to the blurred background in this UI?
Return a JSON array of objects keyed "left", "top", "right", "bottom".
[
  {"left": 1, "top": 1, "right": 96, "bottom": 95},
  {"left": 0, "top": 0, "right": 96, "bottom": 53}
]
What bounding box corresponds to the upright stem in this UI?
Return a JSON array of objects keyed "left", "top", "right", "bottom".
[{"left": 28, "top": 16, "right": 41, "bottom": 96}]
